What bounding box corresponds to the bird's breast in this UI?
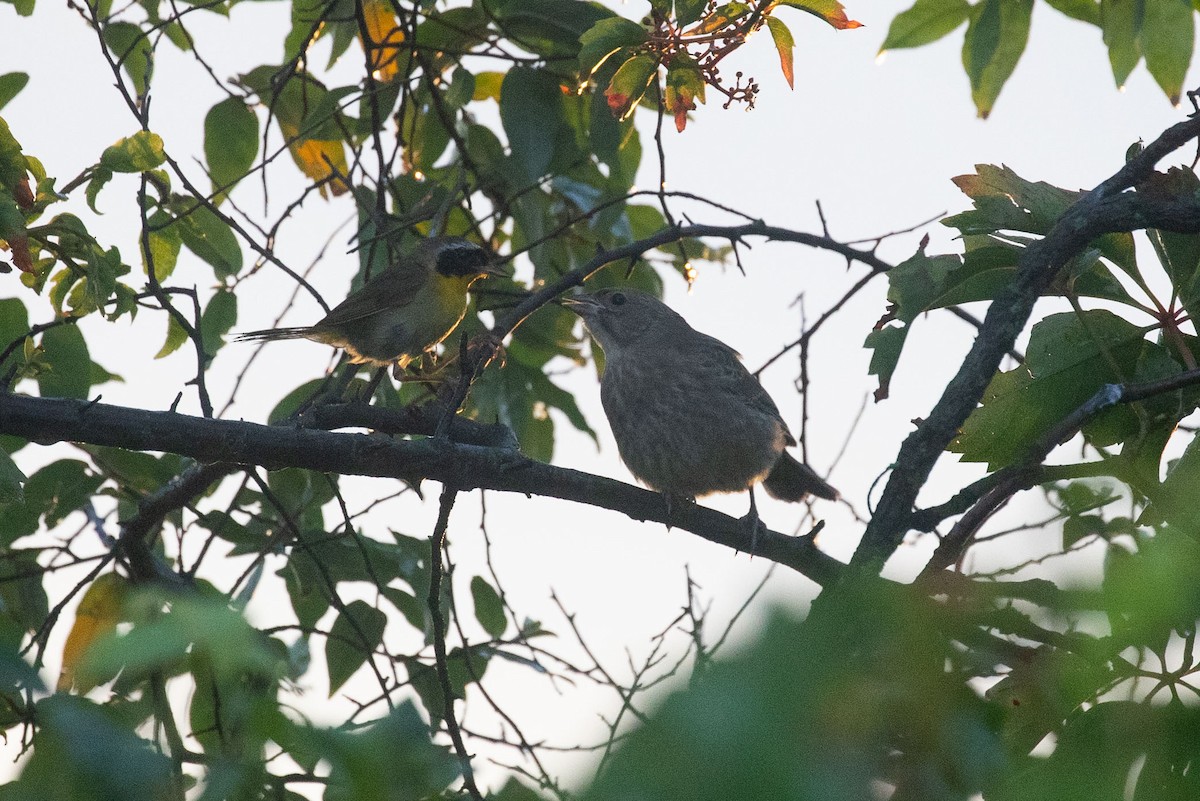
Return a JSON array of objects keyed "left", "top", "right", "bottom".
[{"left": 600, "top": 357, "right": 787, "bottom": 497}]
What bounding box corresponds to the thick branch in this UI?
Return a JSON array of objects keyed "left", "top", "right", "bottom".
[
  {"left": 852, "top": 114, "right": 1200, "bottom": 572},
  {"left": 0, "top": 394, "right": 842, "bottom": 586}
]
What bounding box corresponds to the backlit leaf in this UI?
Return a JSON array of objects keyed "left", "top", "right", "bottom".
[
  {"left": 58, "top": 573, "right": 129, "bottom": 692},
  {"left": 1100, "top": 0, "right": 1143, "bottom": 89},
  {"left": 154, "top": 313, "right": 189, "bottom": 360},
  {"left": 1142, "top": 0, "right": 1193, "bottom": 105},
  {"left": 578, "top": 17, "right": 648, "bottom": 77},
  {"left": 766, "top": 17, "right": 795, "bottom": 88},
  {"left": 326, "top": 600, "right": 387, "bottom": 696},
  {"left": 359, "top": 0, "right": 405, "bottom": 81},
  {"left": 102, "top": 22, "right": 152, "bottom": 95},
  {"left": 776, "top": 0, "right": 863, "bottom": 30},
  {"left": 100, "top": 131, "right": 165, "bottom": 173},
  {"left": 604, "top": 55, "right": 658, "bottom": 121},
  {"left": 0, "top": 72, "right": 28, "bottom": 112},
  {"left": 961, "top": 0, "right": 1032, "bottom": 119},
  {"left": 37, "top": 324, "right": 91, "bottom": 399},
  {"left": 470, "top": 576, "right": 507, "bottom": 639},
  {"left": 880, "top": 0, "right": 970, "bottom": 52},
  {"left": 204, "top": 98, "right": 259, "bottom": 201}
]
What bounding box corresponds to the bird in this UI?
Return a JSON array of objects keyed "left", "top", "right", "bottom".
[
  {"left": 563, "top": 288, "right": 837, "bottom": 543},
  {"left": 236, "top": 236, "right": 501, "bottom": 370}
]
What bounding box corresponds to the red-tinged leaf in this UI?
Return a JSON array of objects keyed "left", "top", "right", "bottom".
[
  {"left": 13, "top": 176, "right": 32, "bottom": 210},
  {"left": 776, "top": 0, "right": 863, "bottom": 30},
  {"left": 766, "top": 17, "right": 795, "bottom": 88},
  {"left": 664, "top": 54, "right": 705, "bottom": 131},
  {"left": 604, "top": 54, "right": 657, "bottom": 121},
  {"left": 8, "top": 234, "right": 32, "bottom": 273}
]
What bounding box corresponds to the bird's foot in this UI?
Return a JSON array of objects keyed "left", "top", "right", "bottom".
[
  {"left": 467, "top": 331, "right": 506, "bottom": 370},
  {"left": 739, "top": 508, "right": 767, "bottom": 553}
]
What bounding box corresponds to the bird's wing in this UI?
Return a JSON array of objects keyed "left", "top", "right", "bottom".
[
  {"left": 692, "top": 332, "right": 797, "bottom": 445},
  {"left": 311, "top": 265, "right": 429, "bottom": 330}
]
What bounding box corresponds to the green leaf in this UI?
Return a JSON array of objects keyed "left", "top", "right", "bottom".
[
  {"left": 1142, "top": 0, "right": 1193, "bottom": 105},
  {"left": 142, "top": 210, "right": 180, "bottom": 281},
  {"left": 578, "top": 17, "right": 648, "bottom": 77},
  {"left": 961, "top": 0, "right": 1032, "bottom": 119},
  {"left": 864, "top": 324, "right": 908, "bottom": 402},
  {"left": 604, "top": 54, "right": 658, "bottom": 122},
  {"left": 316, "top": 700, "right": 460, "bottom": 800},
  {"left": 154, "top": 313, "right": 189, "bottom": 360},
  {"left": 200, "top": 289, "right": 237, "bottom": 358},
  {"left": 0, "top": 445, "right": 26, "bottom": 505},
  {"left": 1044, "top": 0, "right": 1101, "bottom": 25},
  {"left": 10, "top": 695, "right": 173, "bottom": 800},
  {"left": 880, "top": 0, "right": 971, "bottom": 51},
  {"left": 470, "top": 576, "right": 507, "bottom": 639},
  {"left": 0, "top": 298, "right": 29, "bottom": 377},
  {"left": 491, "top": 0, "right": 615, "bottom": 59},
  {"left": 170, "top": 198, "right": 243, "bottom": 278},
  {"left": 675, "top": 0, "right": 708, "bottom": 26},
  {"left": 765, "top": 18, "right": 796, "bottom": 88},
  {"left": 326, "top": 600, "right": 387, "bottom": 696},
  {"left": 37, "top": 324, "right": 91, "bottom": 399},
  {"left": 500, "top": 67, "right": 567, "bottom": 183},
  {"left": 0, "top": 73, "right": 29, "bottom": 112},
  {"left": 100, "top": 131, "right": 165, "bottom": 173},
  {"left": 1101, "top": 0, "right": 1143, "bottom": 89},
  {"left": 1, "top": 0, "right": 34, "bottom": 16},
  {"left": 204, "top": 98, "right": 259, "bottom": 201},
  {"left": 951, "top": 311, "right": 1150, "bottom": 468},
  {"left": 102, "top": 22, "right": 153, "bottom": 95}
]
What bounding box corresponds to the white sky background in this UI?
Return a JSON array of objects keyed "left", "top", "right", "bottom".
[{"left": 2, "top": 0, "right": 1199, "bottom": 792}]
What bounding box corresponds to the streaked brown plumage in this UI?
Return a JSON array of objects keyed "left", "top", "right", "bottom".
[
  {"left": 237, "top": 236, "right": 499, "bottom": 368},
  {"left": 564, "top": 289, "right": 836, "bottom": 531}
]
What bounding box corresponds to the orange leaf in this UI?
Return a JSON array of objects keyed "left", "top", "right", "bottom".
[
  {"left": 606, "top": 91, "right": 630, "bottom": 115},
  {"left": 13, "top": 176, "right": 33, "bottom": 211},
  {"left": 775, "top": 0, "right": 863, "bottom": 31},
  {"left": 281, "top": 122, "right": 350, "bottom": 197},
  {"left": 765, "top": 17, "right": 795, "bottom": 89},
  {"left": 359, "top": 0, "right": 406, "bottom": 82},
  {"left": 7, "top": 235, "right": 32, "bottom": 273},
  {"left": 58, "top": 573, "right": 128, "bottom": 692}
]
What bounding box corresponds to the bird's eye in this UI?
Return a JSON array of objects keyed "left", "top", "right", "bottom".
[{"left": 611, "top": 292, "right": 627, "bottom": 307}]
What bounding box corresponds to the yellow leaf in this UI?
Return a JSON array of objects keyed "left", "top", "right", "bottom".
[
  {"left": 280, "top": 122, "right": 350, "bottom": 197},
  {"left": 58, "top": 572, "right": 129, "bottom": 692},
  {"left": 472, "top": 71, "right": 505, "bottom": 102},
  {"left": 359, "top": 0, "right": 406, "bottom": 82}
]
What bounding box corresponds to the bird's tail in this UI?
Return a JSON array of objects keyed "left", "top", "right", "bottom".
[
  {"left": 235, "top": 327, "right": 313, "bottom": 342},
  {"left": 762, "top": 451, "right": 839, "bottom": 502}
]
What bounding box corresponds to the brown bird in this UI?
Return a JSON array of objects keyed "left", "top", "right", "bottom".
[
  {"left": 564, "top": 288, "right": 837, "bottom": 540},
  {"left": 237, "top": 236, "right": 501, "bottom": 369}
]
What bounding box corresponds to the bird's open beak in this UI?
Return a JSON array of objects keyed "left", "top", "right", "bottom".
[
  {"left": 560, "top": 294, "right": 600, "bottom": 314},
  {"left": 481, "top": 266, "right": 508, "bottom": 279}
]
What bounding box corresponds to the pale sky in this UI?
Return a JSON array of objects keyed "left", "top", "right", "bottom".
[{"left": 2, "top": 0, "right": 1197, "bottom": 790}]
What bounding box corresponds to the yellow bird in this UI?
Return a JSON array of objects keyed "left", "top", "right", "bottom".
[{"left": 237, "top": 236, "right": 501, "bottom": 369}]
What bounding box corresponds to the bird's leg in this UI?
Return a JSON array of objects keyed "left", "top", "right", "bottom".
[{"left": 740, "top": 487, "right": 767, "bottom": 553}]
